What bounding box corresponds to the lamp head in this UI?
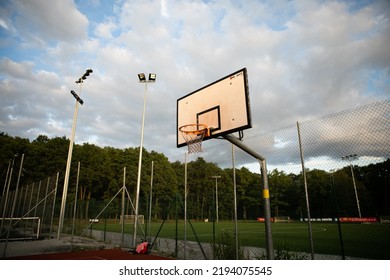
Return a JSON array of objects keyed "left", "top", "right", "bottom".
[
  {"left": 148, "top": 73, "right": 156, "bottom": 82},
  {"left": 138, "top": 73, "right": 146, "bottom": 82},
  {"left": 70, "top": 90, "right": 84, "bottom": 105}
]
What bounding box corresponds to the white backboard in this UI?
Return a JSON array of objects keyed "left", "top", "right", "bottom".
[{"left": 177, "top": 68, "right": 251, "bottom": 148}]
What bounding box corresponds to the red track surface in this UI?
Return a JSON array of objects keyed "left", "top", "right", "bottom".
[{"left": 7, "top": 248, "right": 173, "bottom": 260}]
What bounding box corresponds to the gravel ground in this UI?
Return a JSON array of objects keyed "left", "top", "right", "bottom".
[
  {"left": 1, "top": 234, "right": 365, "bottom": 260},
  {"left": 0, "top": 235, "right": 115, "bottom": 259}
]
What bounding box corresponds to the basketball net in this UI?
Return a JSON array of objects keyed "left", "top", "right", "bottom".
[{"left": 179, "top": 124, "right": 209, "bottom": 154}]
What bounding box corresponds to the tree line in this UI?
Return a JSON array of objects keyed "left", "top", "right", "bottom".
[{"left": 1, "top": 132, "right": 389, "bottom": 221}]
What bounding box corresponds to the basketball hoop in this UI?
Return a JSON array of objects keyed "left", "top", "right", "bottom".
[{"left": 179, "top": 124, "right": 209, "bottom": 154}]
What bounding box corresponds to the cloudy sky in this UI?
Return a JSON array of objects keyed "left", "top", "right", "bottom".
[{"left": 1, "top": 0, "right": 389, "bottom": 163}]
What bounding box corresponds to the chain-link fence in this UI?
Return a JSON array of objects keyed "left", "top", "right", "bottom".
[
  {"left": 0, "top": 173, "right": 59, "bottom": 257},
  {"left": 1, "top": 99, "right": 389, "bottom": 259},
  {"left": 166, "top": 99, "right": 390, "bottom": 259}
]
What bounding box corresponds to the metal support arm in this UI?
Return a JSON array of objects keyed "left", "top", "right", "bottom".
[{"left": 222, "top": 134, "right": 274, "bottom": 260}]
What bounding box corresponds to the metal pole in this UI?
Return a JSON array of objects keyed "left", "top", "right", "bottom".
[
  {"left": 175, "top": 194, "right": 178, "bottom": 258},
  {"left": 222, "top": 134, "right": 274, "bottom": 259},
  {"left": 148, "top": 161, "right": 154, "bottom": 242},
  {"left": 3, "top": 154, "right": 24, "bottom": 258},
  {"left": 1, "top": 156, "right": 16, "bottom": 235},
  {"left": 212, "top": 175, "right": 221, "bottom": 222},
  {"left": 232, "top": 144, "right": 239, "bottom": 260},
  {"left": 184, "top": 153, "right": 188, "bottom": 259},
  {"left": 330, "top": 171, "right": 345, "bottom": 259},
  {"left": 42, "top": 176, "right": 50, "bottom": 230},
  {"left": 1, "top": 160, "right": 11, "bottom": 200},
  {"left": 27, "top": 183, "right": 34, "bottom": 221},
  {"left": 58, "top": 98, "right": 80, "bottom": 239},
  {"left": 71, "top": 162, "right": 80, "bottom": 242},
  {"left": 16, "top": 186, "right": 24, "bottom": 217},
  {"left": 22, "top": 184, "right": 29, "bottom": 220},
  {"left": 350, "top": 164, "right": 361, "bottom": 218},
  {"left": 297, "top": 121, "right": 315, "bottom": 260},
  {"left": 212, "top": 186, "right": 216, "bottom": 259},
  {"left": 13, "top": 156, "right": 25, "bottom": 212},
  {"left": 341, "top": 155, "right": 361, "bottom": 218},
  {"left": 121, "top": 167, "right": 126, "bottom": 247},
  {"left": 259, "top": 158, "right": 273, "bottom": 258},
  {"left": 32, "top": 181, "right": 41, "bottom": 233},
  {"left": 58, "top": 69, "right": 91, "bottom": 239},
  {"left": 49, "top": 172, "right": 59, "bottom": 238},
  {"left": 0, "top": 160, "right": 11, "bottom": 228},
  {"left": 133, "top": 81, "right": 148, "bottom": 247}
]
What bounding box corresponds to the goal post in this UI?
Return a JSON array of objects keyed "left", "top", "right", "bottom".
[
  {"left": 0, "top": 217, "right": 41, "bottom": 241},
  {"left": 120, "top": 215, "right": 144, "bottom": 225}
]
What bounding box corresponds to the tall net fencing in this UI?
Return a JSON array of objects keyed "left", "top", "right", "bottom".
[
  {"left": 1, "top": 99, "right": 389, "bottom": 259},
  {"left": 167, "top": 99, "right": 390, "bottom": 259},
  {"left": 0, "top": 174, "right": 59, "bottom": 241},
  {"left": 0, "top": 173, "right": 61, "bottom": 258}
]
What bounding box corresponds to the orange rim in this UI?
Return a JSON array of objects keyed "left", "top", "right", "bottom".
[{"left": 179, "top": 124, "right": 209, "bottom": 135}]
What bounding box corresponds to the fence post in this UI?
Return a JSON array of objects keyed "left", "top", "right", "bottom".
[{"left": 297, "top": 121, "right": 315, "bottom": 260}]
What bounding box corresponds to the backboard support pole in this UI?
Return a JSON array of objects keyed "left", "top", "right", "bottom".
[{"left": 222, "top": 134, "right": 274, "bottom": 260}]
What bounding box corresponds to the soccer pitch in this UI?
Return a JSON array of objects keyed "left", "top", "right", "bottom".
[{"left": 90, "top": 220, "right": 390, "bottom": 259}]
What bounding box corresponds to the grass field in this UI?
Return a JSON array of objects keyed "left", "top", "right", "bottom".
[{"left": 88, "top": 220, "right": 390, "bottom": 259}]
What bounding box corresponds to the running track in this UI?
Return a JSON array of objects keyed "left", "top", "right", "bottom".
[{"left": 6, "top": 248, "right": 173, "bottom": 260}]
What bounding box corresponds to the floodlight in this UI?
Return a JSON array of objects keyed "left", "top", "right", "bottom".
[
  {"left": 75, "top": 68, "right": 93, "bottom": 84},
  {"left": 70, "top": 90, "right": 83, "bottom": 105},
  {"left": 148, "top": 73, "right": 156, "bottom": 82},
  {"left": 138, "top": 73, "right": 146, "bottom": 82}
]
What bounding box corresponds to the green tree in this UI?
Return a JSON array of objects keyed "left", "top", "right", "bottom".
[
  {"left": 142, "top": 151, "right": 178, "bottom": 219},
  {"left": 268, "top": 169, "right": 294, "bottom": 217}
]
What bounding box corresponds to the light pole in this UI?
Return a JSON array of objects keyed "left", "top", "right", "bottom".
[
  {"left": 341, "top": 154, "right": 361, "bottom": 218},
  {"left": 133, "top": 73, "right": 156, "bottom": 247},
  {"left": 57, "top": 68, "right": 92, "bottom": 239},
  {"left": 212, "top": 175, "right": 221, "bottom": 222},
  {"left": 147, "top": 161, "right": 154, "bottom": 242},
  {"left": 329, "top": 169, "right": 345, "bottom": 259},
  {"left": 184, "top": 152, "right": 188, "bottom": 259}
]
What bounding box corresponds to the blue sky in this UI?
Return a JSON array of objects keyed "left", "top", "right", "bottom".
[{"left": 0, "top": 0, "right": 389, "bottom": 163}]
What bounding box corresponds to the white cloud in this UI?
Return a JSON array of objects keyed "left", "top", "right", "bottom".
[
  {"left": 0, "top": 58, "right": 34, "bottom": 80},
  {"left": 0, "top": 19, "right": 9, "bottom": 30},
  {"left": 11, "top": 0, "right": 88, "bottom": 43},
  {"left": 0, "top": 0, "right": 389, "bottom": 164},
  {"left": 94, "top": 20, "right": 117, "bottom": 39},
  {"left": 160, "top": 0, "right": 170, "bottom": 18}
]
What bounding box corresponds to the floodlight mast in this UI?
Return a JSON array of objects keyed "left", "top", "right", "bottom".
[
  {"left": 58, "top": 68, "right": 93, "bottom": 239},
  {"left": 342, "top": 154, "right": 361, "bottom": 218},
  {"left": 133, "top": 73, "right": 156, "bottom": 247}
]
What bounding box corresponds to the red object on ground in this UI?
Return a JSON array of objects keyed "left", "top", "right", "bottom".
[{"left": 135, "top": 242, "right": 149, "bottom": 254}]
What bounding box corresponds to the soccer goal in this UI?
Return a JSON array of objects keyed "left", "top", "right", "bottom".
[
  {"left": 0, "top": 217, "right": 41, "bottom": 241},
  {"left": 120, "top": 215, "right": 144, "bottom": 225},
  {"left": 274, "top": 216, "right": 291, "bottom": 223}
]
